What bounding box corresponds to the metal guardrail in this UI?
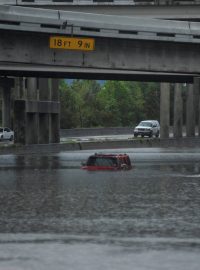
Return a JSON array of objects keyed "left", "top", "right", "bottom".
[
  {"left": 0, "top": 5, "right": 200, "bottom": 44},
  {"left": 0, "top": 1, "right": 136, "bottom": 5},
  {"left": 1, "top": 0, "right": 200, "bottom": 5}
]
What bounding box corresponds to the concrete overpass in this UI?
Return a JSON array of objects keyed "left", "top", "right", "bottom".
[
  {"left": 0, "top": 5, "right": 200, "bottom": 81},
  {"left": 3, "top": 0, "right": 200, "bottom": 21},
  {"left": 0, "top": 5, "right": 200, "bottom": 143}
]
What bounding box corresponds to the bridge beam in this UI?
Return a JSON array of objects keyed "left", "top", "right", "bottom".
[{"left": 1, "top": 30, "right": 200, "bottom": 78}]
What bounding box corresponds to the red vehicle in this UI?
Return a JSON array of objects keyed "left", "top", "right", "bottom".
[{"left": 82, "top": 153, "right": 132, "bottom": 171}]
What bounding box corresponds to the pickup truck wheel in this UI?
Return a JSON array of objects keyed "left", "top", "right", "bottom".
[{"left": 9, "top": 135, "right": 13, "bottom": 141}]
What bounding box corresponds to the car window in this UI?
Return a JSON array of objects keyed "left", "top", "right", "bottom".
[
  {"left": 0, "top": 128, "right": 3, "bottom": 132},
  {"left": 4, "top": 128, "right": 10, "bottom": 132},
  {"left": 87, "top": 157, "right": 118, "bottom": 166},
  {"left": 139, "top": 122, "right": 152, "bottom": 127}
]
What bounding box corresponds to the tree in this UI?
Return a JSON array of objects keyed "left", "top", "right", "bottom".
[
  {"left": 59, "top": 79, "right": 161, "bottom": 128},
  {"left": 59, "top": 80, "right": 78, "bottom": 128},
  {"left": 124, "top": 81, "right": 145, "bottom": 125},
  {"left": 140, "top": 82, "right": 160, "bottom": 121},
  {"left": 70, "top": 80, "right": 101, "bottom": 127},
  {"left": 96, "top": 81, "right": 120, "bottom": 126},
  {"left": 97, "top": 81, "right": 145, "bottom": 127}
]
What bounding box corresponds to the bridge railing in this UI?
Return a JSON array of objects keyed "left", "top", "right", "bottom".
[
  {"left": 1, "top": 0, "right": 200, "bottom": 5},
  {"left": 0, "top": 5, "right": 200, "bottom": 44}
]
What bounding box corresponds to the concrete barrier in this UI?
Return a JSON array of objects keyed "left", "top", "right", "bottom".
[
  {"left": 60, "top": 127, "right": 133, "bottom": 137},
  {"left": 1, "top": 136, "right": 200, "bottom": 155}
]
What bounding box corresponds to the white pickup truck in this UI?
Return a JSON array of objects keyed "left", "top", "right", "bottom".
[{"left": 0, "top": 127, "right": 14, "bottom": 141}]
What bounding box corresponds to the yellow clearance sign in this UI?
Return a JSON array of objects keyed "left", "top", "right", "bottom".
[{"left": 50, "top": 36, "right": 95, "bottom": 51}]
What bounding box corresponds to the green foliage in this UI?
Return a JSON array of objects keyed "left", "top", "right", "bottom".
[
  {"left": 59, "top": 79, "right": 160, "bottom": 128},
  {"left": 140, "top": 82, "right": 160, "bottom": 121},
  {"left": 70, "top": 79, "right": 102, "bottom": 127},
  {"left": 59, "top": 80, "right": 78, "bottom": 128}
]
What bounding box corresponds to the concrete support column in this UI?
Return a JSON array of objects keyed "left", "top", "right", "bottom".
[
  {"left": 14, "top": 100, "right": 26, "bottom": 144},
  {"left": 0, "top": 78, "right": 14, "bottom": 128},
  {"left": 27, "top": 77, "right": 37, "bottom": 100},
  {"left": 2, "top": 85, "right": 11, "bottom": 128},
  {"left": 39, "top": 78, "right": 50, "bottom": 100},
  {"left": 193, "top": 77, "right": 200, "bottom": 136},
  {"left": 51, "top": 79, "right": 60, "bottom": 101},
  {"left": 50, "top": 79, "right": 60, "bottom": 143},
  {"left": 38, "top": 78, "right": 50, "bottom": 144},
  {"left": 26, "top": 78, "right": 38, "bottom": 144},
  {"left": 186, "top": 83, "right": 195, "bottom": 137},
  {"left": 173, "top": 83, "right": 183, "bottom": 138},
  {"left": 39, "top": 113, "right": 50, "bottom": 144},
  {"left": 160, "top": 83, "right": 170, "bottom": 138},
  {"left": 14, "top": 77, "right": 26, "bottom": 100}
]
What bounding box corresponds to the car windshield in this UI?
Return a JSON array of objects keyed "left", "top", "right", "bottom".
[
  {"left": 139, "top": 122, "right": 153, "bottom": 127},
  {"left": 0, "top": 128, "right": 3, "bottom": 132},
  {"left": 87, "top": 156, "right": 118, "bottom": 167}
]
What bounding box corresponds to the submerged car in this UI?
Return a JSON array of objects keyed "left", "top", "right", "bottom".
[
  {"left": 0, "top": 127, "right": 14, "bottom": 141},
  {"left": 134, "top": 120, "right": 160, "bottom": 138},
  {"left": 82, "top": 153, "right": 132, "bottom": 171}
]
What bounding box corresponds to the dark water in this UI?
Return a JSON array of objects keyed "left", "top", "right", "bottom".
[{"left": 0, "top": 148, "right": 200, "bottom": 270}]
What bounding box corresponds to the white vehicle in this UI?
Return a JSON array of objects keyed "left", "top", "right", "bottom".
[
  {"left": 0, "top": 127, "right": 14, "bottom": 141},
  {"left": 134, "top": 120, "right": 160, "bottom": 138}
]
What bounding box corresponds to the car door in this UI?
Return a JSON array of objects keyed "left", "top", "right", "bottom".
[
  {"left": 4, "top": 128, "right": 10, "bottom": 139},
  {"left": 152, "top": 123, "right": 157, "bottom": 135}
]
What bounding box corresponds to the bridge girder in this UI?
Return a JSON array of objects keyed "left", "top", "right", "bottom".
[
  {"left": 0, "top": 29, "right": 199, "bottom": 83},
  {"left": 0, "top": 6, "right": 200, "bottom": 82}
]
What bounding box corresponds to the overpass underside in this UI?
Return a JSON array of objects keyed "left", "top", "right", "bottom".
[{"left": 0, "top": 65, "right": 194, "bottom": 83}]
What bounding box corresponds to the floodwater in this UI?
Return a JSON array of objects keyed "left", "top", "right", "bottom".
[{"left": 0, "top": 148, "right": 200, "bottom": 270}]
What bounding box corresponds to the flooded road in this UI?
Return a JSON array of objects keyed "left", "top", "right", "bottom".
[{"left": 0, "top": 148, "right": 200, "bottom": 270}]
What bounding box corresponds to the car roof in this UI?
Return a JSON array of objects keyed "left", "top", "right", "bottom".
[
  {"left": 141, "top": 120, "right": 158, "bottom": 122},
  {"left": 89, "top": 153, "right": 129, "bottom": 158},
  {"left": 139, "top": 120, "right": 159, "bottom": 125}
]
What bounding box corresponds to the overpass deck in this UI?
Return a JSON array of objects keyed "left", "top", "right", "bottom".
[
  {"left": 3, "top": 0, "right": 200, "bottom": 20},
  {"left": 1, "top": 5, "right": 200, "bottom": 44}
]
